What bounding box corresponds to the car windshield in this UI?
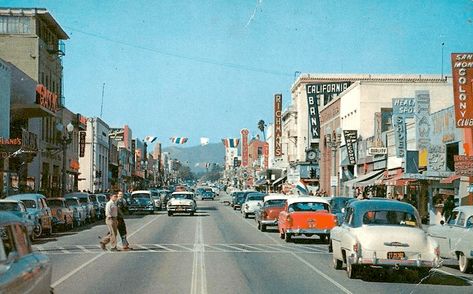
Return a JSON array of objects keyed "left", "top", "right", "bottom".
[
  {"left": 132, "top": 193, "right": 150, "bottom": 199},
  {"left": 151, "top": 191, "right": 159, "bottom": 198},
  {"left": 362, "top": 210, "right": 419, "bottom": 227},
  {"left": 246, "top": 194, "right": 265, "bottom": 201},
  {"left": 65, "top": 199, "right": 78, "bottom": 206},
  {"left": 78, "top": 198, "right": 89, "bottom": 204},
  {"left": 265, "top": 199, "right": 286, "bottom": 207},
  {"left": 288, "top": 202, "right": 329, "bottom": 212},
  {"left": 21, "top": 200, "right": 37, "bottom": 209},
  {"left": 0, "top": 202, "right": 20, "bottom": 211},
  {"left": 97, "top": 195, "right": 107, "bottom": 202},
  {"left": 46, "top": 200, "right": 64, "bottom": 207},
  {"left": 173, "top": 194, "right": 193, "bottom": 200}
]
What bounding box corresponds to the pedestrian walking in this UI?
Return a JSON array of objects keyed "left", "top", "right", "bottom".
[
  {"left": 117, "top": 191, "right": 131, "bottom": 250},
  {"left": 100, "top": 194, "right": 119, "bottom": 251}
]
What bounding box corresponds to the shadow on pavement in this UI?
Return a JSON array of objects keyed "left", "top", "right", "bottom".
[{"left": 358, "top": 268, "right": 472, "bottom": 286}]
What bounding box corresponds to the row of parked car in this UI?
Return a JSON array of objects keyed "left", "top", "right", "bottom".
[{"left": 229, "top": 191, "right": 473, "bottom": 278}]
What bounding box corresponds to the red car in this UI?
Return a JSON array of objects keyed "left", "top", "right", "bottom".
[
  {"left": 278, "top": 197, "right": 336, "bottom": 243},
  {"left": 255, "top": 194, "right": 290, "bottom": 232}
]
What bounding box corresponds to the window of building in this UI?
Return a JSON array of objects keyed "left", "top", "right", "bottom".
[
  {"left": 446, "top": 142, "right": 459, "bottom": 172},
  {"left": 0, "top": 16, "right": 32, "bottom": 34}
]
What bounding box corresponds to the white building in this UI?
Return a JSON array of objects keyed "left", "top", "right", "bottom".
[{"left": 78, "top": 117, "right": 110, "bottom": 192}]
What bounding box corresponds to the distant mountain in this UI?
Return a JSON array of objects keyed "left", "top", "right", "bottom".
[{"left": 162, "top": 143, "right": 226, "bottom": 173}]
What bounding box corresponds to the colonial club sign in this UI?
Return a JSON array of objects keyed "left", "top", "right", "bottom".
[
  {"left": 306, "top": 81, "right": 351, "bottom": 140},
  {"left": 274, "top": 94, "right": 283, "bottom": 157},
  {"left": 452, "top": 53, "right": 473, "bottom": 127}
]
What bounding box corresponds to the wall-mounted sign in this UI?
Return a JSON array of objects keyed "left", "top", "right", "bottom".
[
  {"left": 240, "top": 128, "right": 249, "bottom": 167},
  {"left": 35, "top": 84, "right": 59, "bottom": 113},
  {"left": 392, "top": 98, "right": 415, "bottom": 158},
  {"left": 306, "top": 81, "right": 352, "bottom": 140},
  {"left": 451, "top": 53, "right": 473, "bottom": 127},
  {"left": 368, "top": 147, "right": 387, "bottom": 155},
  {"left": 274, "top": 94, "right": 283, "bottom": 156},
  {"left": 79, "top": 131, "right": 86, "bottom": 157},
  {"left": 343, "top": 130, "right": 357, "bottom": 165},
  {"left": 263, "top": 142, "right": 269, "bottom": 169},
  {"left": 428, "top": 144, "right": 446, "bottom": 172},
  {"left": 454, "top": 155, "right": 473, "bottom": 176},
  {"left": 415, "top": 91, "right": 431, "bottom": 168}
]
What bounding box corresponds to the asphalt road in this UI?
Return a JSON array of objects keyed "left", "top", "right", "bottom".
[{"left": 33, "top": 195, "right": 473, "bottom": 294}]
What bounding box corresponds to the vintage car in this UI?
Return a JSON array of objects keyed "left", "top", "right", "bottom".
[
  {"left": 46, "top": 198, "right": 74, "bottom": 231},
  {"left": 201, "top": 191, "right": 215, "bottom": 201},
  {"left": 230, "top": 191, "right": 245, "bottom": 208},
  {"left": 129, "top": 190, "right": 155, "bottom": 214},
  {"left": 167, "top": 192, "right": 196, "bottom": 216},
  {"left": 241, "top": 192, "right": 266, "bottom": 218},
  {"left": 0, "top": 200, "right": 35, "bottom": 241},
  {"left": 233, "top": 191, "right": 256, "bottom": 211},
  {"left": 427, "top": 205, "right": 473, "bottom": 273},
  {"left": 6, "top": 194, "right": 53, "bottom": 237},
  {"left": 278, "top": 197, "right": 336, "bottom": 243},
  {"left": 327, "top": 196, "right": 354, "bottom": 225},
  {"left": 150, "top": 190, "right": 162, "bottom": 211},
  {"left": 64, "top": 197, "right": 87, "bottom": 227},
  {"left": 331, "top": 200, "right": 440, "bottom": 279},
  {"left": 64, "top": 192, "right": 97, "bottom": 223},
  {"left": 93, "top": 193, "right": 108, "bottom": 219},
  {"left": 255, "top": 194, "right": 290, "bottom": 232},
  {"left": 0, "top": 212, "right": 53, "bottom": 293}
]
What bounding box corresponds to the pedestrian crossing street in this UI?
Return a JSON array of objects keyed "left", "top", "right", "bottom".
[{"left": 33, "top": 243, "right": 331, "bottom": 255}]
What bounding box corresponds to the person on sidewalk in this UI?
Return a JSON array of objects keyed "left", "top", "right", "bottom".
[
  {"left": 100, "top": 194, "right": 119, "bottom": 251},
  {"left": 117, "top": 191, "right": 131, "bottom": 250}
]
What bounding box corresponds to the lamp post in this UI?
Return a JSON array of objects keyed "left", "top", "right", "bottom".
[
  {"left": 325, "top": 126, "right": 342, "bottom": 197},
  {"left": 61, "top": 122, "right": 74, "bottom": 196}
]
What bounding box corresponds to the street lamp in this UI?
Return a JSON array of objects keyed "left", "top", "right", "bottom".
[
  {"left": 325, "top": 126, "right": 342, "bottom": 197},
  {"left": 61, "top": 122, "right": 74, "bottom": 196}
]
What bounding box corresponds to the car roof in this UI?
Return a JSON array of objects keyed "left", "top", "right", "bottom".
[
  {"left": 64, "top": 192, "right": 90, "bottom": 197},
  {"left": 132, "top": 190, "right": 151, "bottom": 194},
  {"left": 7, "top": 193, "right": 45, "bottom": 200},
  {"left": 0, "top": 199, "right": 21, "bottom": 203},
  {"left": 264, "top": 194, "right": 290, "bottom": 202},
  {"left": 171, "top": 192, "right": 194, "bottom": 195},
  {"left": 453, "top": 206, "right": 473, "bottom": 215},
  {"left": 349, "top": 199, "right": 416, "bottom": 212},
  {"left": 287, "top": 197, "right": 330, "bottom": 206},
  {"left": 47, "top": 197, "right": 65, "bottom": 201}
]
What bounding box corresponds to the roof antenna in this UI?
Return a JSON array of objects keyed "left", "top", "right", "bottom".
[{"left": 100, "top": 82, "right": 105, "bottom": 118}]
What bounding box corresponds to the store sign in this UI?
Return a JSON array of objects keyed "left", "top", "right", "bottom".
[
  {"left": 306, "top": 82, "right": 352, "bottom": 140},
  {"left": 451, "top": 53, "right": 473, "bottom": 127},
  {"left": 454, "top": 155, "right": 473, "bottom": 176},
  {"left": 368, "top": 147, "right": 387, "bottom": 155},
  {"left": 392, "top": 98, "right": 415, "bottom": 158},
  {"left": 240, "top": 128, "right": 249, "bottom": 167},
  {"left": 343, "top": 130, "right": 357, "bottom": 165},
  {"left": 274, "top": 94, "right": 283, "bottom": 156},
  {"left": 415, "top": 91, "right": 431, "bottom": 168},
  {"left": 79, "top": 131, "right": 86, "bottom": 157},
  {"left": 263, "top": 142, "right": 269, "bottom": 169},
  {"left": 35, "top": 84, "right": 59, "bottom": 113},
  {"left": 428, "top": 145, "right": 446, "bottom": 172}
]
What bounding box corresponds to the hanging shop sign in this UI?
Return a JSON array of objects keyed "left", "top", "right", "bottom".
[
  {"left": 451, "top": 53, "right": 473, "bottom": 128},
  {"left": 392, "top": 98, "right": 415, "bottom": 158},
  {"left": 263, "top": 142, "right": 269, "bottom": 169},
  {"left": 368, "top": 147, "right": 387, "bottom": 155},
  {"left": 343, "top": 130, "right": 357, "bottom": 165},
  {"left": 35, "top": 84, "right": 59, "bottom": 113},
  {"left": 306, "top": 81, "right": 352, "bottom": 140},
  {"left": 274, "top": 94, "right": 283, "bottom": 156},
  {"left": 240, "top": 128, "right": 249, "bottom": 167},
  {"left": 454, "top": 155, "right": 473, "bottom": 176},
  {"left": 428, "top": 144, "right": 446, "bottom": 172},
  {"left": 415, "top": 91, "right": 431, "bottom": 167}
]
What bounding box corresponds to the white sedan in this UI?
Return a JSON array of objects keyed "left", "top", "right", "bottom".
[
  {"left": 241, "top": 192, "right": 266, "bottom": 218},
  {"left": 167, "top": 192, "right": 196, "bottom": 216},
  {"left": 427, "top": 206, "right": 473, "bottom": 273},
  {"left": 330, "top": 200, "right": 440, "bottom": 279}
]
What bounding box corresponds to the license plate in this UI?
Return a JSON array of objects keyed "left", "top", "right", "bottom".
[{"left": 387, "top": 252, "right": 405, "bottom": 259}]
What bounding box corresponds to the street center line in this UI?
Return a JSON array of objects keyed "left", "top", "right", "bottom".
[
  {"left": 51, "top": 215, "right": 161, "bottom": 289},
  {"left": 191, "top": 217, "right": 207, "bottom": 294}
]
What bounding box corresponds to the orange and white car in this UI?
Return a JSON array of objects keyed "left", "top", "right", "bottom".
[
  {"left": 255, "top": 194, "right": 290, "bottom": 232},
  {"left": 278, "top": 197, "right": 336, "bottom": 243}
]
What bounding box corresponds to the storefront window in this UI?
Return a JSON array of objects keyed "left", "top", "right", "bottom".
[{"left": 0, "top": 16, "right": 32, "bottom": 34}]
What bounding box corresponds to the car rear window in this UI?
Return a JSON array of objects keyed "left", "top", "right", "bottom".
[
  {"left": 362, "top": 210, "right": 419, "bottom": 227},
  {"left": 288, "top": 202, "right": 328, "bottom": 212},
  {"left": 265, "top": 199, "right": 286, "bottom": 207},
  {"left": 246, "top": 194, "right": 265, "bottom": 201},
  {"left": 173, "top": 194, "right": 193, "bottom": 200},
  {"left": 78, "top": 198, "right": 89, "bottom": 204},
  {"left": 0, "top": 202, "right": 20, "bottom": 211},
  {"left": 132, "top": 193, "right": 150, "bottom": 199},
  {"left": 65, "top": 199, "right": 78, "bottom": 206},
  {"left": 21, "top": 200, "right": 36, "bottom": 208},
  {"left": 46, "top": 200, "right": 64, "bottom": 207},
  {"left": 89, "top": 195, "right": 97, "bottom": 202}
]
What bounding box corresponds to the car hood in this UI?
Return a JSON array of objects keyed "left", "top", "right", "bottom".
[
  {"left": 244, "top": 201, "right": 263, "bottom": 208},
  {"left": 354, "top": 226, "right": 431, "bottom": 252}
]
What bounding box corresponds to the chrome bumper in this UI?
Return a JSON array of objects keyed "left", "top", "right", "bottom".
[
  {"left": 286, "top": 228, "right": 330, "bottom": 235},
  {"left": 260, "top": 219, "right": 278, "bottom": 226},
  {"left": 349, "top": 254, "right": 440, "bottom": 268}
]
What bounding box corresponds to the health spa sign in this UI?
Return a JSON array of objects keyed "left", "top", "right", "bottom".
[{"left": 452, "top": 53, "right": 473, "bottom": 127}]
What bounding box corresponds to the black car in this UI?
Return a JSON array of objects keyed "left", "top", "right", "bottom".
[{"left": 233, "top": 191, "right": 256, "bottom": 210}]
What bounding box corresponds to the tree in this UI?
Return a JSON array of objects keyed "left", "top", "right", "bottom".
[{"left": 258, "top": 119, "right": 266, "bottom": 141}]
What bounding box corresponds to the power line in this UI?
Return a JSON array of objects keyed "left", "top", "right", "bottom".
[{"left": 64, "top": 26, "right": 293, "bottom": 77}]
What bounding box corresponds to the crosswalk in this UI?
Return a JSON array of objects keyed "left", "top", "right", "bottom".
[{"left": 33, "top": 243, "right": 330, "bottom": 255}]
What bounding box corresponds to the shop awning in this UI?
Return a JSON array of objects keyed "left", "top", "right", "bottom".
[
  {"left": 439, "top": 174, "right": 461, "bottom": 184},
  {"left": 272, "top": 175, "right": 287, "bottom": 186},
  {"left": 254, "top": 178, "right": 267, "bottom": 186},
  {"left": 353, "top": 172, "right": 385, "bottom": 187},
  {"left": 343, "top": 170, "right": 384, "bottom": 188},
  {"left": 383, "top": 172, "right": 416, "bottom": 186}
]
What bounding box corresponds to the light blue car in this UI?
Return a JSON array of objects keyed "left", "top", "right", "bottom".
[
  {"left": 6, "top": 194, "right": 53, "bottom": 238},
  {"left": 0, "top": 200, "right": 35, "bottom": 241}
]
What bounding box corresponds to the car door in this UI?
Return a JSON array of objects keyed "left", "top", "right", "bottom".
[{"left": 450, "top": 211, "right": 466, "bottom": 253}]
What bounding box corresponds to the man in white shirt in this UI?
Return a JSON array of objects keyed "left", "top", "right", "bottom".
[{"left": 100, "top": 194, "right": 119, "bottom": 251}]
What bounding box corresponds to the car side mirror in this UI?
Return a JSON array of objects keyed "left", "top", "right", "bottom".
[{"left": 440, "top": 220, "right": 445, "bottom": 225}]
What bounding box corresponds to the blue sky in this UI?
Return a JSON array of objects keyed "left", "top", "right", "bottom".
[{"left": 4, "top": 0, "right": 473, "bottom": 147}]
